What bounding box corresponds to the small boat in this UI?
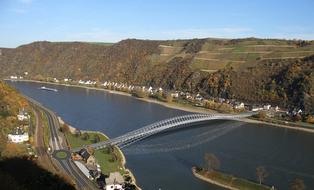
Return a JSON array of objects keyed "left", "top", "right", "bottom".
[{"left": 39, "top": 86, "right": 58, "bottom": 92}]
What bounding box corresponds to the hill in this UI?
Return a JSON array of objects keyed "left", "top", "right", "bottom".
[
  {"left": 0, "top": 81, "right": 75, "bottom": 189},
  {"left": 0, "top": 38, "right": 313, "bottom": 113},
  {"left": 0, "top": 81, "right": 29, "bottom": 153}
]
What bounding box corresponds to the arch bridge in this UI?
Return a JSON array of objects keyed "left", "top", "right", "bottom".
[{"left": 72, "top": 112, "right": 254, "bottom": 152}]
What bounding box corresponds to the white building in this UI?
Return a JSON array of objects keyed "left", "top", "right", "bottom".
[
  {"left": 234, "top": 102, "right": 245, "bottom": 109},
  {"left": 7, "top": 127, "right": 29, "bottom": 143},
  {"left": 171, "top": 92, "right": 179, "bottom": 98},
  {"left": 251, "top": 106, "right": 263, "bottom": 112},
  {"left": 10, "top": 76, "right": 18, "bottom": 79},
  {"left": 263, "top": 104, "right": 271, "bottom": 110},
  {"left": 105, "top": 172, "right": 125, "bottom": 190},
  {"left": 17, "top": 109, "right": 29, "bottom": 121},
  {"left": 195, "top": 93, "right": 203, "bottom": 101},
  {"left": 106, "top": 184, "right": 124, "bottom": 190}
]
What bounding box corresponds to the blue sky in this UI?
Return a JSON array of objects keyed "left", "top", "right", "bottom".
[{"left": 1, "top": 0, "right": 314, "bottom": 47}]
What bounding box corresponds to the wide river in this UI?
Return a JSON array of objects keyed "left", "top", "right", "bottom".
[{"left": 8, "top": 81, "right": 314, "bottom": 190}]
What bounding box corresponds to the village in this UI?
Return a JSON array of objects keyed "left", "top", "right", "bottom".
[{"left": 9, "top": 74, "right": 311, "bottom": 125}]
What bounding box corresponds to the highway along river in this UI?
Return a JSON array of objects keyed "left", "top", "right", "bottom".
[{"left": 8, "top": 81, "right": 314, "bottom": 190}]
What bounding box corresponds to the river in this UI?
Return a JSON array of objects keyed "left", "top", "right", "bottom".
[{"left": 8, "top": 81, "right": 314, "bottom": 190}]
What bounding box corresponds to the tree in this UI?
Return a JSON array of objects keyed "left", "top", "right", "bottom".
[
  {"left": 306, "top": 115, "right": 314, "bottom": 124},
  {"left": 81, "top": 132, "right": 89, "bottom": 141},
  {"left": 290, "top": 178, "right": 306, "bottom": 190},
  {"left": 204, "top": 153, "right": 220, "bottom": 172},
  {"left": 60, "top": 124, "right": 70, "bottom": 133},
  {"left": 87, "top": 146, "right": 95, "bottom": 155},
  {"left": 293, "top": 114, "right": 302, "bottom": 122},
  {"left": 93, "top": 134, "right": 101, "bottom": 143},
  {"left": 166, "top": 93, "right": 173, "bottom": 103},
  {"left": 74, "top": 129, "right": 81, "bottom": 137},
  {"left": 256, "top": 166, "right": 268, "bottom": 184},
  {"left": 256, "top": 111, "right": 267, "bottom": 119}
]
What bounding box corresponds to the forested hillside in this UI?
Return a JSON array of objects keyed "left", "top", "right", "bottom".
[
  {"left": 0, "top": 38, "right": 313, "bottom": 113},
  {"left": 0, "top": 81, "right": 75, "bottom": 190},
  {"left": 0, "top": 81, "right": 29, "bottom": 153}
]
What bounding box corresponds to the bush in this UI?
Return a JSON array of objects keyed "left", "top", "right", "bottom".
[
  {"left": 255, "top": 111, "right": 267, "bottom": 119},
  {"left": 59, "top": 124, "right": 70, "bottom": 133},
  {"left": 93, "top": 134, "right": 101, "bottom": 143},
  {"left": 81, "top": 132, "right": 89, "bottom": 140},
  {"left": 306, "top": 115, "right": 314, "bottom": 124},
  {"left": 131, "top": 89, "right": 148, "bottom": 98}
]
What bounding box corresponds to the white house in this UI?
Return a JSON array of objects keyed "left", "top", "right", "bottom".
[
  {"left": 263, "top": 104, "right": 271, "bottom": 110},
  {"left": 195, "top": 93, "right": 203, "bottom": 101},
  {"left": 7, "top": 127, "right": 29, "bottom": 143},
  {"left": 171, "top": 92, "right": 179, "bottom": 98},
  {"left": 251, "top": 107, "right": 263, "bottom": 112},
  {"left": 105, "top": 184, "right": 124, "bottom": 190},
  {"left": 10, "top": 76, "right": 18, "bottom": 79},
  {"left": 105, "top": 172, "right": 125, "bottom": 190},
  {"left": 234, "top": 102, "right": 245, "bottom": 109},
  {"left": 17, "top": 109, "right": 29, "bottom": 121}
]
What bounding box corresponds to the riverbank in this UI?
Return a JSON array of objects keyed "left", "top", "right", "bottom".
[
  {"left": 192, "top": 167, "right": 274, "bottom": 190},
  {"left": 7, "top": 79, "right": 314, "bottom": 134},
  {"left": 62, "top": 123, "right": 141, "bottom": 189},
  {"left": 6, "top": 79, "right": 217, "bottom": 114}
]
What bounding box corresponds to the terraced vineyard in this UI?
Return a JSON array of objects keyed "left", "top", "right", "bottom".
[{"left": 155, "top": 39, "right": 314, "bottom": 73}]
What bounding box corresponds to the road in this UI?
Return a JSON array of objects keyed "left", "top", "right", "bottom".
[{"left": 27, "top": 96, "right": 97, "bottom": 190}]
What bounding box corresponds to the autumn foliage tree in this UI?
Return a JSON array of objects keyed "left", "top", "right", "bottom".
[
  {"left": 290, "top": 178, "right": 306, "bottom": 190},
  {"left": 204, "top": 153, "right": 220, "bottom": 172},
  {"left": 256, "top": 166, "right": 268, "bottom": 184}
]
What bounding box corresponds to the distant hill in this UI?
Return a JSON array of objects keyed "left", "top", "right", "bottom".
[{"left": 0, "top": 38, "right": 313, "bottom": 113}]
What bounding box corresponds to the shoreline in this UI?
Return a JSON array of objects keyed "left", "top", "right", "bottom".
[
  {"left": 7, "top": 79, "right": 314, "bottom": 134},
  {"left": 192, "top": 167, "right": 238, "bottom": 190},
  {"left": 192, "top": 167, "right": 273, "bottom": 190}
]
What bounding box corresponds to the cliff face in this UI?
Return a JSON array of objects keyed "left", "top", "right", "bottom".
[{"left": 0, "top": 38, "right": 313, "bottom": 113}]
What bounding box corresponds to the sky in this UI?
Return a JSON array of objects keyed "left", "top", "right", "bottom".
[{"left": 0, "top": 0, "right": 314, "bottom": 48}]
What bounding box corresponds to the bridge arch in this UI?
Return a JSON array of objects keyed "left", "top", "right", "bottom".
[{"left": 72, "top": 112, "right": 254, "bottom": 151}]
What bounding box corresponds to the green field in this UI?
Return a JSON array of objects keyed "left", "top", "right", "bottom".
[{"left": 65, "top": 131, "right": 124, "bottom": 175}]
